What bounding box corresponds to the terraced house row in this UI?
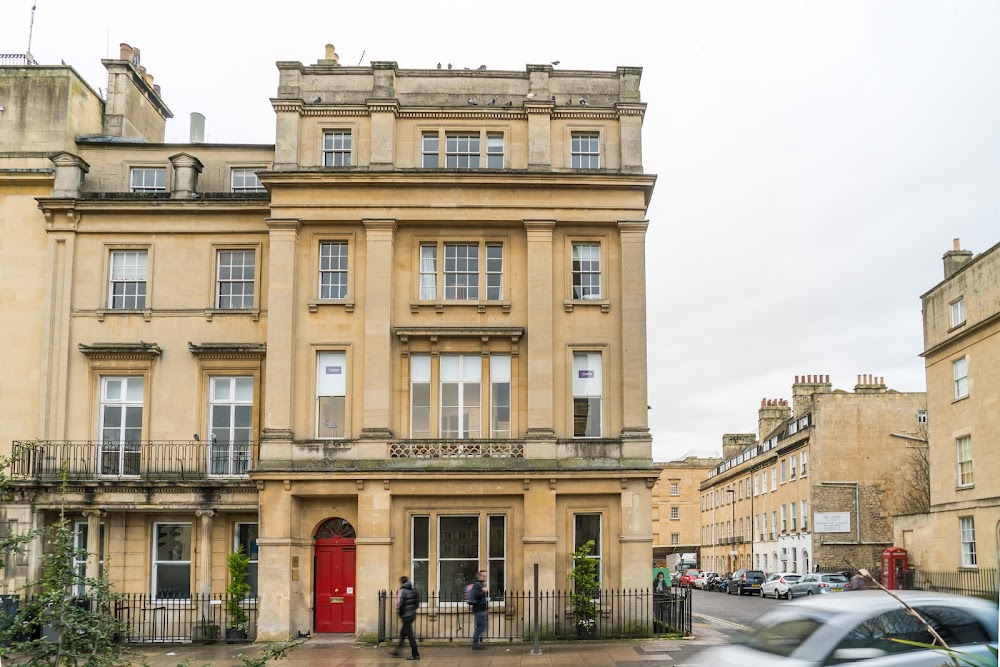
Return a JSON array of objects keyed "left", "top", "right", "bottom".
[{"left": 0, "top": 44, "right": 657, "bottom": 639}]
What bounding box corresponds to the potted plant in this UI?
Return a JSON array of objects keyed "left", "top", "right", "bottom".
[
  {"left": 569, "top": 540, "right": 598, "bottom": 639},
  {"left": 225, "top": 547, "right": 251, "bottom": 642}
]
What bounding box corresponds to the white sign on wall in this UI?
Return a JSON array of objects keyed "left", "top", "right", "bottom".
[{"left": 813, "top": 512, "right": 851, "bottom": 532}]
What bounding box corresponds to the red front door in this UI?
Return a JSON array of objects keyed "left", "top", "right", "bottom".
[{"left": 315, "top": 540, "right": 356, "bottom": 633}]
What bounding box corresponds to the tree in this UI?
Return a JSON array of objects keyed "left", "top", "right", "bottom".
[
  {"left": 226, "top": 546, "right": 252, "bottom": 639},
  {"left": 569, "top": 540, "right": 598, "bottom": 635},
  {"left": 897, "top": 423, "right": 930, "bottom": 515}
]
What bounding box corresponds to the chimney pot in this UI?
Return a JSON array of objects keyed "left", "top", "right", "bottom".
[
  {"left": 119, "top": 43, "right": 133, "bottom": 61},
  {"left": 954, "top": 238, "right": 961, "bottom": 251}
]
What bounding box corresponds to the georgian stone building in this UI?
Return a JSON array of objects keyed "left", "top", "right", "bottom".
[
  {"left": 651, "top": 456, "right": 720, "bottom": 567},
  {"left": 699, "top": 377, "right": 926, "bottom": 576},
  {"left": 894, "top": 240, "right": 1000, "bottom": 572},
  {"left": 0, "top": 44, "right": 656, "bottom": 639}
]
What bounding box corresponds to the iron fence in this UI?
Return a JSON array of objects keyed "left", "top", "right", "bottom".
[
  {"left": 10, "top": 440, "right": 255, "bottom": 482},
  {"left": 0, "top": 54, "right": 38, "bottom": 66},
  {"left": 902, "top": 568, "right": 998, "bottom": 599},
  {"left": 0, "top": 593, "right": 257, "bottom": 644},
  {"left": 377, "top": 588, "right": 690, "bottom": 643}
]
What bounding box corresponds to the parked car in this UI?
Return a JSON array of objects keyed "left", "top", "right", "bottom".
[
  {"left": 726, "top": 569, "right": 766, "bottom": 595},
  {"left": 694, "top": 572, "right": 719, "bottom": 590},
  {"left": 688, "top": 591, "right": 998, "bottom": 666},
  {"left": 679, "top": 569, "right": 702, "bottom": 587},
  {"left": 790, "top": 573, "right": 851, "bottom": 597},
  {"left": 760, "top": 572, "right": 802, "bottom": 599}
]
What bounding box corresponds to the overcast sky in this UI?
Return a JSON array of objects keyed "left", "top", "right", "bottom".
[{"left": 4, "top": 1, "right": 998, "bottom": 461}]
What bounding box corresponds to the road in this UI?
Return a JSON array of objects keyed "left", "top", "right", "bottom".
[{"left": 688, "top": 584, "right": 784, "bottom": 636}]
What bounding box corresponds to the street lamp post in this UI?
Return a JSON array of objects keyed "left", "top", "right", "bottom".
[{"left": 726, "top": 488, "right": 736, "bottom": 572}]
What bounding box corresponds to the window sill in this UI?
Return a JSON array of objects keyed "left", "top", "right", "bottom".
[
  {"left": 96, "top": 308, "right": 152, "bottom": 322},
  {"left": 308, "top": 298, "right": 355, "bottom": 313},
  {"left": 563, "top": 299, "right": 611, "bottom": 313},
  {"left": 952, "top": 394, "right": 969, "bottom": 404},
  {"left": 410, "top": 300, "right": 511, "bottom": 314},
  {"left": 204, "top": 308, "right": 261, "bottom": 322},
  {"left": 956, "top": 484, "right": 975, "bottom": 491},
  {"left": 947, "top": 321, "right": 967, "bottom": 333}
]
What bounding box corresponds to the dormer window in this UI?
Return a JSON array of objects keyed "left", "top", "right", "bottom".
[
  {"left": 231, "top": 169, "right": 265, "bottom": 193},
  {"left": 130, "top": 168, "right": 166, "bottom": 193},
  {"left": 322, "top": 130, "right": 352, "bottom": 167}
]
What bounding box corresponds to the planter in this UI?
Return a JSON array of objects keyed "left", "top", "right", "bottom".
[
  {"left": 225, "top": 627, "right": 248, "bottom": 643},
  {"left": 575, "top": 623, "right": 596, "bottom": 639}
]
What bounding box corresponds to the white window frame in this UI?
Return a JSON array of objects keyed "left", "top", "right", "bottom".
[
  {"left": 208, "top": 376, "right": 253, "bottom": 476},
  {"left": 322, "top": 130, "right": 352, "bottom": 167},
  {"left": 801, "top": 500, "right": 808, "bottom": 529},
  {"left": 316, "top": 352, "right": 347, "bottom": 439},
  {"left": 318, "top": 241, "right": 349, "bottom": 300},
  {"left": 573, "top": 513, "right": 602, "bottom": 587},
  {"left": 421, "top": 132, "right": 439, "bottom": 168},
  {"left": 152, "top": 522, "right": 192, "bottom": 599},
  {"left": 234, "top": 522, "right": 259, "bottom": 599},
  {"left": 440, "top": 355, "right": 481, "bottom": 439},
  {"left": 486, "top": 243, "right": 503, "bottom": 301},
  {"left": 487, "top": 514, "right": 506, "bottom": 593},
  {"left": 437, "top": 515, "right": 479, "bottom": 600},
  {"left": 489, "top": 354, "right": 511, "bottom": 438},
  {"left": 801, "top": 452, "right": 808, "bottom": 476},
  {"left": 953, "top": 357, "right": 969, "bottom": 399},
  {"left": 418, "top": 241, "right": 505, "bottom": 302},
  {"left": 771, "top": 511, "right": 777, "bottom": 539},
  {"left": 956, "top": 436, "right": 973, "bottom": 487},
  {"left": 216, "top": 249, "right": 256, "bottom": 309},
  {"left": 780, "top": 459, "right": 787, "bottom": 483},
  {"left": 411, "top": 515, "right": 430, "bottom": 595},
  {"left": 410, "top": 355, "right": 432, "bottom": 438},
  {"left": 670, "top": 533, "right": 679, "bottom": 546},
  {"left": 108, "top": 250, "right": 148, "bottom": 310},
  {"left": 781, "top": 505, "right": 787, "bottom": 533},
  {"left": 669, "top": 482, "right": 679, "bottom": 497},
  {"left": 445, "top": 132, "right": 480, "bottom": 169},
  {"left": 771, "top": 468, "right": 777, "bottom": 491},
  {"left": 790, "top": 501, "right": 797, "bottom": 531},
  {"left": 98, "top": 376, "right": 144, "bottom": 477},
  {"left": 486, "top": 132, "right": 504, "bottom": 169},
  {"left": 571, "top": 242, "right": 602, "bottom": 300},
  {"left": 419, "top": 244, "right": 438, "bottom": 300},
  {"left": 917, "top": 410, "right": 928, "bottom": 424},
  {"left": 753, "top": 474, "right": 759, "bottom": 496},
  {"left": 959, "top": 517, "right": 976, "bottom": 567},
  {"left": 570, "top": 132, "right": 600, "bottom": 169},
  {"left": 670, "top": 506, "right": 679, "bottom": 520},
  {"left": 444, "top": 243, "right": 479, "bottom": 300},
  {"left": 572, "top": 352, "right": 603, "bottom": 438},
  {"left": 130, "top": 167, "right": 166, "bottom": 193},
  {"left": 790, "top": 454, "right": 797, "bottom": 479},
  {"left": 950, "top": 298, "right": 965, "bottom": 327},
  {"left": 231, "top": 168, "right": 265, "bottom": 193}
]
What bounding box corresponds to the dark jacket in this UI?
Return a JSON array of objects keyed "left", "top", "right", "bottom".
[
  {"left": 471, "top": 580, "right": 488, "bottom": 613},
  {"left": 397, "top": 582, "right": 419, "bottom": 620}
]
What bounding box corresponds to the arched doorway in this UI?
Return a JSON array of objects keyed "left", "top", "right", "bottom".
[{"left": 314, "top": 518, "right": 357, "bottom": 633}]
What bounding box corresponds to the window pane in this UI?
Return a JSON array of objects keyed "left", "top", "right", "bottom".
[
  {"left": 156, "top": 524, "right": 192, "bottom": 561},
  {"left": 318, "top": 396, "right": 345, "bottom": 438},
  {"left": 155, "top": 563, "right": 191, "bottom": 599},
  {"left": 439, "top": 516, "right": 478, "bottom": 559},
  {"left": 575, "top": 514, "right": 600, "bottom": 550},
  {"left": 412, "top": 516, "right": 429, "bottom": 559}
]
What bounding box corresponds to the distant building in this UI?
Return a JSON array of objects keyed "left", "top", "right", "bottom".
[
  {"left": 894, "top": 240, "right": 1000, "bottom": 572},
  {"left": 0, "top": 44, "right": 657, "bottom": 639},
  {"left": 651, "top": 456, "right": 720, "bottom": 567},
  {"left": 700, "top": 377, "right": 926, "bottom": 575}
]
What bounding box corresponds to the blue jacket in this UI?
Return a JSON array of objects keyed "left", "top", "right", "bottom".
[{"left": 471, "top": 580, "right": 488, "bottom": 613}]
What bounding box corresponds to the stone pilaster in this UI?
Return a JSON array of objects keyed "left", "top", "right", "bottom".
[
  {"left": 257, "top": 484, "right": 302, "bottom": 640},
  {"left": 615, "top": 105, "right": 645, "bottom": 174},
  {"left": 82, "top": 510, "right": 103, "bottom": 592},
  {"left": 361, "top": 219, "right": 396, "bottom": 440},
  {"left": 617, "top": 221, "right": 651, "bottom": 459},
  {"left": 367, "top": 101, "right": 399, "bottom": 170},
  {"left": 355, "top": 482, "right": 391, "bottom": 635},
  {"left": 619, "top": 480, "right": 653, "bottom": 590},
  {"left": 260, "top": 218, "right": 301, "bottom": 463},
  {"left": 521, "top": 481, "right": 557, "bottom": 592},
  {"left": 525, "top": 103, "right": 553, "bottom": 169},
  {"left": 523, "top": 220, "right": 556, "bottom": 448},
  {"left": 195, "top": 510, "right": 215, "bottom": 597},
  {"left": 169, "top": 152, "right": 203, "bottom": 199}
]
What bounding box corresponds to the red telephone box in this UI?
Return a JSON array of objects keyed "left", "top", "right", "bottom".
[{"left": 881, "top": 547, "right": 909, "bottom": 590}]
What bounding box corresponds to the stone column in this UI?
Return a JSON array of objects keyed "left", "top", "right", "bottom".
[
  {"left": 355, "top": 482, "right": 391, "bottom": 635},
  {"left": 620, "top": 480, "right": 653, "bottom": 590},
  {"left": 256, "top": 483, "right": 295, "bottom": 641},
  {"left": 523, "top": 220, "right": 556, "bottom": 451},
  {"left": 195, "top": 510, "right": 215, "bottom": 596},
  {"left": 82, "top": 510, "right": 103, "bottom": 592},
  {"left": 360, "top": 219, "right": 396, "bottom": 442},
  {"left": 521, "top": 482, "right": 557, "bottom": 592},
  {"left": 169, "top": 153, "right": 203, "bottom": 199},
  {"left": 615, "top": 105, "right": 645, "bottom": 173},
  {"left": 617, "top": 221, "right": 651, "bottom": 459},
  {"left": 260, "top": 218, "right": 301, "bottom": 463}
]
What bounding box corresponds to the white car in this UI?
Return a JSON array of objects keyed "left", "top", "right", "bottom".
[
  {"left": 759, "top": 572, "right": 801, "bottom": 599},
  {"left": 694, "top": 572, "right": 719, "bottom": 590},
  {"left": 689, "top": 591, "right": 998, "bottom": 666}
]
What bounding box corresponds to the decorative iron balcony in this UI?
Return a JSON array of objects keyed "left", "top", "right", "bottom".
[
  {"left": 389, "top": 440, "right": 525, "bottom": 459},
  {"left": 9, "top": 440, "right": 255, "bottom": 482}
]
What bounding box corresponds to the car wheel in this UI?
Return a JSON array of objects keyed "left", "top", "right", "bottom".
[
  {"left": 806, "top": 590, "right": 814, "bottom": 596},
  {"left": 773, "top": 589, "right": 780, "bottom": 600}
]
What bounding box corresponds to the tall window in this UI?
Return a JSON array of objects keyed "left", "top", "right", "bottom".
[
  {"left": 231, "top": 169, "right": 264, "bottom": 193},
  {"left": 780, "top": 459, "right": 787, "bottom": 483},
  {"left": 419, "top": 244, "right": 438, "bottom": 299},
  {"left": 574, "top": 514, "right": 602, "bottom": 585},
  {"left": 109, "top": 250, "right": 147, "bottom": 309},
  {"left": 790, "top": 502, "right": 797, "bottom": 530},
  {"left": 771, "top": 511, "right": 777, "bottom": 539},
  {"left": 487, "top": 515, "right": 506, "bottom": 594},
  {"left": 439, "top": 515, "right": 478, "bottom": 599},
  {"left": 216, "top": 250, "right": 255, "bottom": 309},
  {"left": 317, "top": 352, "right": 347, "bottom": 438},
  {"left": 319, "top": 242, "right": 349, "bottom": 299},
  {"left": 440, "top": 355, "right": 481, "bottom": 438},
  {"left": 446, "top": 133, "right": 480, "bottom": 169},
  {"left": 570, "top": 132, "right": 600, "bottom": 168},
  {"left": 571, "top": 243, "right": 601, "bottom": 299},
  {"left": 410, "top": 514, "right": 505, "bottom": 599},
  {"left": 790, "top": 454, "right": 797, "bottom": 479},
  {"left": 486, "top": 133, "right": 504, "bottom": 168},
  {"left": 73, "top": 522, "right": 104, "bottom": 596},
  {"left": 950, "top": 298, "right": 965, "bottom": 327},
  {"left": 322, "top": 130, "right": 352, "bottom": 166},
  {"left": 781, "top": 505, "right": 787, "bottom": 532},
  {"left": 801, "top": 500, "right": 808, "bottom": 528},
  {"left": 959, "top": 517, "right": 976, "bottom": 567},
  {"left": 669, "top": 482, "right": 679, "bottom": 496},
  {"left": 490, "top": 355, "right": 511, "bottom": 438},
  {"left": 572, "top": 352, "right": 602, "bottom": 437},
  {"left": 209, "top": 376, "right": 253, "bottom": 475},
  {"left": 235, "top": 523, "right": 259, "bottom": 598},
  {"left": 130, "top": 167, "right": 166, "bottom": 193},
  {"left": 953, "top": 357, "right": 969, "bottom": 399},
  {"left": 153, "top": 523, "right": 192, "bottom": 598},
  {"left": 99, "top": 377, "right": 143, "bottom": 476},
  {"left": 410, "top": 355, "right": 431, "bottom": 438},
  {"left": 670, "top": 533, "right": 679, "bottom": 546},
  {"left": 956, "top": 436, "right": 973, "bottom": 487},
  {"left": 753, "top": 474, "right": 759, "bottom": 496},
  {"left": 771, "top": 468, "right": 777, "bottom": 491},
  {"left": 444, "top": 243, "right": 479, "bottom": 300},
  {"left": 801, "top": 452, "right": 808, "bottom": 475},
  {"left": 411, "top": 515, "right": 430, "bottom": 598},
  {"left": 422, "top": 132, "right": 439, "bottom": 168},
  {"left": 486, "top": 243, "right": 503, "bottom": 300},
  {"left": 670, "top": 507, "right": 679, "bottom": 520},
  {"left": 739, "top": 480, "right": 744, "bottom": 498}
]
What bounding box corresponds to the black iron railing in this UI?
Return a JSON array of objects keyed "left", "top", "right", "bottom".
[
  {"left": 901, "top": 568, "right": 998, "bottom": 599},
  {"left": 0, "top": 54, "right": 38, "bottom": 66},
  {"left": 10, "top": 440, "right": 255, "bottom": 481},
  {"left": 377, "top": 588, "right": 691, "bottom": 643}
]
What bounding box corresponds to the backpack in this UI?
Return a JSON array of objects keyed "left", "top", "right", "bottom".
[{"left": 464, "top": 582, "right": 475, "bottom": 606}]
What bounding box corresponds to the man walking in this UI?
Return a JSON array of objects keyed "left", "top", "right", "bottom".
[
  {"left": 391, "top": 575, "right": 420, "bottom": 660},
  {"left": 471, "top": 570, "right": 489, "bottom": 650}
]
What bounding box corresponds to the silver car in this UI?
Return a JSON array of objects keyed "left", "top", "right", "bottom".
[
  {"left": 689, "top": 591, "right": 998, "bottom": 666},
  {"left": 760, "top": 572, "right": 801, "bottom": 599},
  {"left": 790, "top": 572, "right": 851, "bottom": 597}
]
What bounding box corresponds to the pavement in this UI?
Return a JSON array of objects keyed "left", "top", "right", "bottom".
[{"left": 128, "top": 622, "right": 734, "bottom": 667}]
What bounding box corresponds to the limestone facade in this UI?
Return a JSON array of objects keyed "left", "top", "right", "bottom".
[
  {"left": 894, "top": 240, "right": 1000, "bottom": 572},
  {"left": 700, "top": 378, "right": 926, "bottom": 576},
  {"left": 651, "top": 457, "right": 720, "bottom": 567},
  {"left": 0, "top": 46, "right": 656, "bottom": 640}
]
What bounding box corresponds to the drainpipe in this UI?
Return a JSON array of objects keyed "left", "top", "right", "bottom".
[{"left": 821, "top": 482, "right": 860, "bottom": 543}]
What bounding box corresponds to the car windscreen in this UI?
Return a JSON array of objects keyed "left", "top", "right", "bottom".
[
  {"left": 741, "top": 616, "right": 828, "bottom": 657},
  {"left": 746, "top": 571, "right": 764, "bottom": 578},
  {"left": 822, "top": 575, "right": 848, "bottom": 583}
]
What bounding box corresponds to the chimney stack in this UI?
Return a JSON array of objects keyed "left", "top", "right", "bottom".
[
  {"left": 854, "top": 374, "right": 888, "bottom": 394},
  {"left": 721, "top": 433, "right": 755, "bottom": 462},
  {"left": 791, "top": 374, "right": 832, "bottom": 416},
  {"left": 943, "top": 238, "right": 974, "bottom": 279},
  {"left": 758, "top": 398, "right": 791, "bottom": 440}
]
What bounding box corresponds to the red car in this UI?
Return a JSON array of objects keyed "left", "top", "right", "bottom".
[{"left": 679, "top": 569, "right": 702, "bottom": 587}]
